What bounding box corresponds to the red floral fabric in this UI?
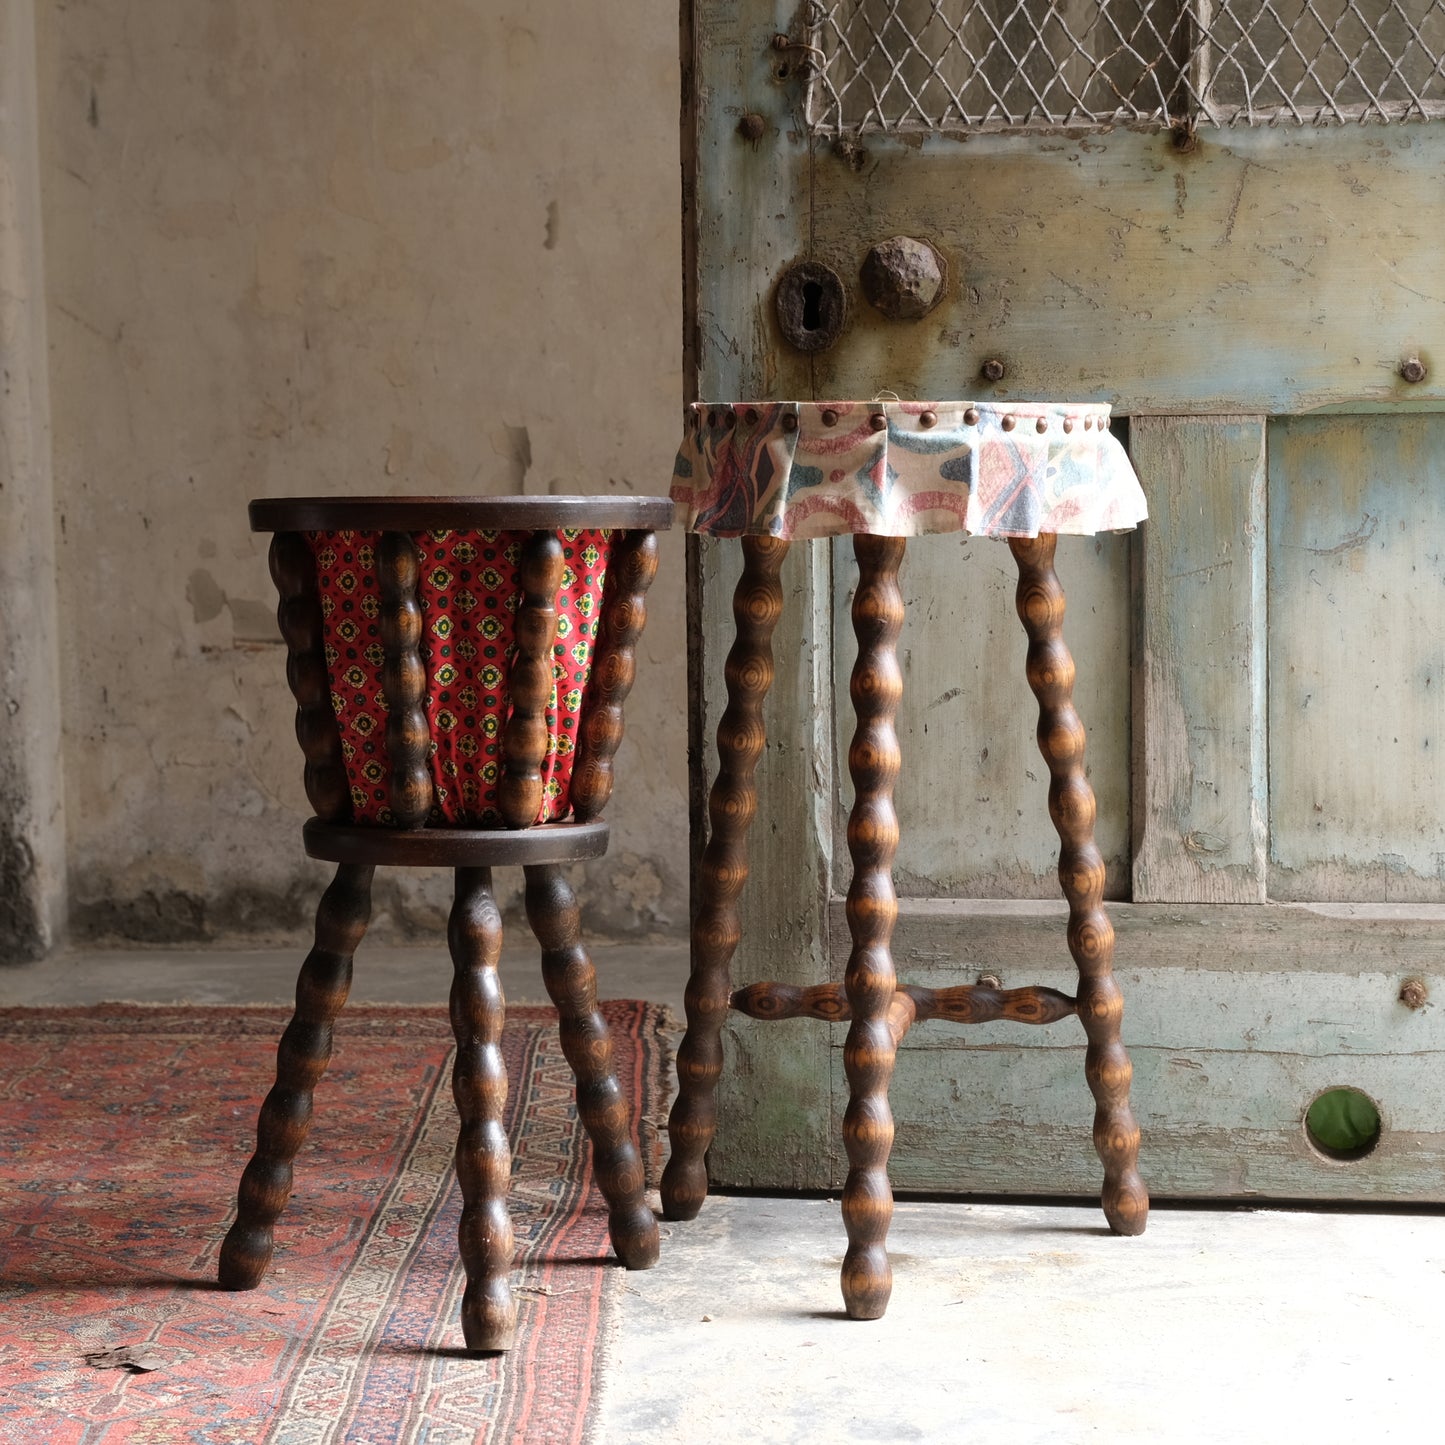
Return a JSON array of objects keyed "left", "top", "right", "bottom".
[{"left": 308, "top": 528, "right": 611, "bottom": 826}]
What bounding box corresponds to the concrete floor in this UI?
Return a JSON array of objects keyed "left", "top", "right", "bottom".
[
  {"left": 0, "top": 939, "right": 689, "bottom": 1012},
  {"left": 6, "top": 945, "right": 1443, "bottom": 1444}
]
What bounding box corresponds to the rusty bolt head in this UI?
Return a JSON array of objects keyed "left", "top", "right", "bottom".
[
  {"left": 737, "top": 112, "right": 766, "bottom": 142},
  {"left": 982, "top": 357, "right": 1007, "bottom": 383},
  {"left": 860, "top": 235, "right": 947, "bottom": 321},
  {"left": 1400, "top": 978, "right": 1429, "bottom": 1010},
  {"left": 1400, "top": 356, "right": 1428, "bottom": 384},
  {"left": 772, "top": 32, "right": 792, "bottom": 51}
]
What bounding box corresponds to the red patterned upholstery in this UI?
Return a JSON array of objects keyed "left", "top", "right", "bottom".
[{"left": 308, "top": 528, "right": 612, "bottom": 826}]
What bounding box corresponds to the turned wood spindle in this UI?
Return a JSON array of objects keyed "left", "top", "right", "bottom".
[
  {"left": 661, "top": 534, "right": 790, "bottom": 1222},
  {"left": 269, "top": 532, "right": 351, "bottom": 823},
  {"left": 1009, "top": 532, "right": 1149, "bottom": 1238},
  {"left": 729, "top": 979, "right": 1078, "bottom": 1028},
  {"left": 839, "top": 533, "right": 907, "bottom": 1321},
  {"left": 571, "top": 530, "right": 661, "bottom": 823},
  {"left": 499, "top": 530, "right": 566, "bottom": 829},
  {"left": 449, "top": 866, "right": 518, "bottom": 1352},
  {"left": 524, "top": 863, "right": 660, "bottom": 1268},
  {"left": 218, "top": 862, "right": 374, "bottom": 1289},
  {"left": 377, "top": 531, "right": 433, "bottom": 827}
]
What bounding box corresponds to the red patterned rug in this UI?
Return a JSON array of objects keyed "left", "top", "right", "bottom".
[{"left": 0, "top": 1001, "right": 671, "bottom": 1444}]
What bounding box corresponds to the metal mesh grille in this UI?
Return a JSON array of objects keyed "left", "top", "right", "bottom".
[{"left": 803, "top": 0, "right": 1445, "bottom": 133}]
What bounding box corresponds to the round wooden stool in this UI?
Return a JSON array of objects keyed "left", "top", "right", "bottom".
[{"left": 218, "top": 494, "right": 673, "bottom": 1354}]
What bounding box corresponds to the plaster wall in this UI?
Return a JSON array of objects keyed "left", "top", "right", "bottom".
[
  {"left": 1, "top": 0, "right": 67, "bottom": 960},
  {"left": 35, "top": 0, "right": 687, "bottom": 945}
]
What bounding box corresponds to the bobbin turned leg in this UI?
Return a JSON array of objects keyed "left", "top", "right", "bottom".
[
  {"left": 449, "top": 866, "right": 517, "bottom": 1353},
  {"left": 662, "top": 535, "right": 789, "bottom": 1221},
  {"left": 499, "top": 530, "right": 566, "bottom": 829},
  {"left": 1009, "top": 533, "right": 1149, "bottom": 1238},
  {"left": 840, "top": 534, "right": 906, "bottom": 1320},
  {"left": 524, "top": 864, "right": 660, "bottom": 1269},
  {"left": 219, "top": 863, "right": 373, "bottom": 1290}
]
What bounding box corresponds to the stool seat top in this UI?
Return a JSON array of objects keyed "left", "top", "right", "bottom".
[
  {"left": 249, "top": 494, "right": 676, "bottom": 534},
  {"left": 671, "top": 401, "right": 1147, "bottom": 541}
]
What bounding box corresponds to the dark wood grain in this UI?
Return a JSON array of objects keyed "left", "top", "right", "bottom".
[
  {"left": 524, "top": 864, "right": 660, "bottom": 1270},
  {"left": 377, "top": 530, "right": 433, "bottom": 827},
  {"left": 449, "top": 866, "right": 517, "bottom": 1352},
  {"left": 301, "top": 818, "right": 610, "bottom": 867},
  {"left": 1010, "top": 532, "right": 1149, "bottom": 1238},
  {"left": 571, "top": 530, "right": 661, "bottom": 823},
  {"left": 730, "top": 980, "right": 1078, "bottom": 1027},
  {"left": 269, "top": 532, "right": 350, "bottom": 823},
  {"left": 498, "top": 530, "right": 565, "bottom": 829},
  {"left": 250, "top": 496, "right": 676, "bottom": 535},
  {"left": 218, "top": 863, "right": 373, "bottom": 1290},
  {"left": 661, "top": 534, "right": 790, "bottom": 1222},
  {"left": 839, "top": 533, "right": 907, "bottom": 1321}
]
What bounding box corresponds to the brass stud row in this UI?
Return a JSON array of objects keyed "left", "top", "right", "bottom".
[{"left": 696, "top": 406, "right": 1113, "bottom": 434}]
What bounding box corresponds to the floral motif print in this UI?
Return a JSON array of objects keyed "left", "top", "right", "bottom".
[{"left": 671, "top": 400, "right": 1147, "bottom": 539}]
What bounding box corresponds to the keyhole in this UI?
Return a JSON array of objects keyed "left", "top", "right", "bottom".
[
  {"left": 775, "top": 260, "right": 846, "bottom": 352},
  {"left": 802, "top": 281, "right": 825, "bottom": 332}
]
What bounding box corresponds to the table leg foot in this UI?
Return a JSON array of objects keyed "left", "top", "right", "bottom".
[
  {"left": 525, "top": 863, "right": 659, "bottom": 1270},
  {"left": 219, "top": 862, "right": 372, "bottom": 1291},
  {"left": 662, "top": 535, "right": 789, "bottom": 1222},
  {"left": 1010, "top": 534, "right": 1149, "bottom": 1238},
  {"left": 840, "top": 534, "right": 906, "bottom": 1319},
  {"left": 450, "top": 866, "right": 518, "bottom": 1353}
]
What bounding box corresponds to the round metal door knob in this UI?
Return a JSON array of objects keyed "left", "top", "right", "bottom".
[{"left": 860, "top": 235, "right": 947, "bottom": 321}]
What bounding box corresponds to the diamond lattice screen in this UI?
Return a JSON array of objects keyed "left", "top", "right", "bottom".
[{"left": 803, "top": 0, "right": 1445, "bottom": 132}]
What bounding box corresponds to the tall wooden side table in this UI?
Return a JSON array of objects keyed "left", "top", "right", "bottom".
[
  {"left": 222, "top": 494, "right": 672, "bottom": 1353},
  {"left": 662, "top": 400, "right": 1151, "bottom": 1320}
]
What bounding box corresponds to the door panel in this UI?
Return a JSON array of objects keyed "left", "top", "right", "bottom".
[
  {"left": 808, "top": 127, "right": 1445, "bottom": 414},
  {"left": 825, "top": 902, "right": 1445, "bottom": 1200},
  {"left": 834, "top": 533, "right": 1132, "bottom": 898},
  {"left": 1130, "top": 416, "right": 1268, "bottom": 904},
  {"left": 1268, "top": 414, "right": 1445, "bottom": 901}
]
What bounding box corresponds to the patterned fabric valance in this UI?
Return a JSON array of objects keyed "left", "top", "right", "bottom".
[{"left": 671, "top": 401, "right": 1147, "bottom": 540}]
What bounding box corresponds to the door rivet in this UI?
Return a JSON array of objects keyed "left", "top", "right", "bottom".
[
  {"left": 774, "top": 260, "right": 848, "bottom": 353},
  {"left": 1400, "top": 356, "right": 1428, "bottom": 383},
  {"left": 982, "top": 358, "right": 1007, "bottom": 383},
  {"left": 737, "top": 112, "right": 766, "bottom": 142},
  {"left": 1400, "top": 978, "right": 1429, "bottom": 1010},
  {"left": 978, "top": 973, "right": 1003, "bottom": 990},
  {"left": 860, "top": 235, "right": 948, "bottom": 321}
]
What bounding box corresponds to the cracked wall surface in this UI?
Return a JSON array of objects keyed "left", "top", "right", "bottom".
[
  {"left": 32, "top": 0, "right": 687, "bottom": 947},
  {"left": 1, "top": 0, "right": 67, "bottom": 961}
]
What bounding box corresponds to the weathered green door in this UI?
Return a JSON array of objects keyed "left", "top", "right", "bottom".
[{"left": 688, "top": 0, "right": 1445, "bottom": 1199}]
